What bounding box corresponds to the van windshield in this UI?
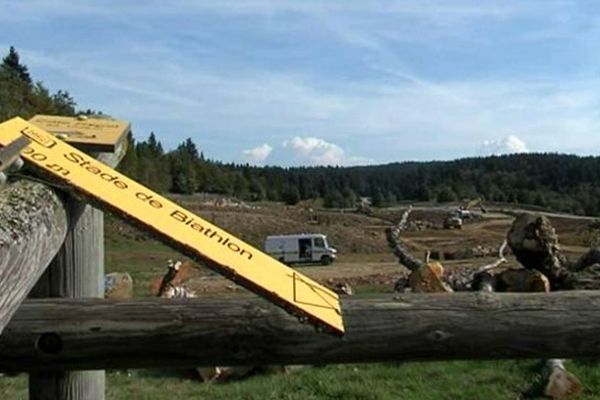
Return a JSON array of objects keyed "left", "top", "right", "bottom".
[{"left": 314, "top": 237, "right": 325, "bottom": 248}]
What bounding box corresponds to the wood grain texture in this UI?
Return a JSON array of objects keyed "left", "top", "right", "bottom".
[
  {"left": 0, "top": 180, "right": 67, "bottom": 335},
  {"left": 3, "top": 291, "right": 600, "bottom": 371},
  {"left": 28, "top": 202, "right": 106, "bottom": 400},
  {"left": 28, "top": 372, "right": 104, "bottom": 400},
  {"left": 27, "top": 147, "right": 124, "bottom": 400}
]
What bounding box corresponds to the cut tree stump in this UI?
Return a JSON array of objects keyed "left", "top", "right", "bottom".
[{"left": 507, "top": 213, "right": 600, "bottom": 290}]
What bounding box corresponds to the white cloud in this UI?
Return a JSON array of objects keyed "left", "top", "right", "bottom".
[
  {"left": 6, "top": 1, "right": 600, "bottom": 164},
  {"left": 281, "top": 136, "right": 369, "bottom": 166},
  {"left": 242, "top": 143, "right": 272, "bottom": 164},
  {"left": 480, "top": 135, "right": 529, "bottom": 156},
  {"left": 283, "top": 137, "right": 337, "bottom": 155},
  {"left": 284, "top": 137, "right": 344, "bottom": 165},
  {"left": 22, "top": 43, "right": 600, "bottom": 161}
]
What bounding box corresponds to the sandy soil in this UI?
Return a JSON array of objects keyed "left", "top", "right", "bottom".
[{"left": 112, "top": 199, "right": 598, "bottom": 296}]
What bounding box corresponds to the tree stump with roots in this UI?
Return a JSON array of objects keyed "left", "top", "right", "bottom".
[{"left": 507, "top": 213, "right": 600, "bottom": 290}]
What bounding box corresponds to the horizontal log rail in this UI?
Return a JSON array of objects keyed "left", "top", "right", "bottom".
[{"left": 1, "top": 291, "right": 599, "bottom": 372}]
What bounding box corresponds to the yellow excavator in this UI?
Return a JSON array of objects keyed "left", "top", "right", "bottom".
[
  {"left": 444, "top": 197, "right": 487, "bottom": 229},
  {"left": 458, "top": 197, "right": 487, "bottom": 218}
]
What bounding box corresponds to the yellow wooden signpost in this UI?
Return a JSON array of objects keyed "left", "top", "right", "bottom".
[
  {"left": 29, "top": 114, "right": 130, "bottom": 152},
  {"left": 0, "top": 117, "right": 345, "bottom": 335}
]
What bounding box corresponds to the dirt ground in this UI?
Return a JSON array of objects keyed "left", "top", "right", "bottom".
[{"left": 106, "top": 198, "right": 599, "bottom": 296}]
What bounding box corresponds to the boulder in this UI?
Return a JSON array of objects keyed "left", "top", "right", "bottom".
[{"left": 104, "top": 272, "right": 133, "bottom": 299}]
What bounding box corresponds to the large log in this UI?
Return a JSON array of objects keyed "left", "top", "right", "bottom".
[
  {"left": 2, "top": 291, "right": 600, "bottom": 371},
  {"left": 386, "top": 206, "right": 425, "bottom": 271},
  {"left": 0, "top": 180, "right": 67, "bottom": 335}
]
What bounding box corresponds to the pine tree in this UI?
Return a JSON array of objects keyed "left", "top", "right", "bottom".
[
  {"left": 2, "top": 46, "right": 32, "bottom": 84},
  {"left": 182, "top": 138, "right": 199, "bottom": 161},
  {"left": 437, "top": 186, "right": 457, "bottom": 203},
  {"left": 282, "top": 186, "right": 300, "bottom": 205},
  {"left": 117, "top": 132, "right": 139, "bottom": 177},
  {"left": 169, "top": 138, "right": 201, "bottom": 194},
  {"left": 50, "top": 90, "right": 76, "bottom": 115},
  {"left": 340, "top": 187, "right": 357, "bottom": 208},
  {"left": 371, "top": 189, "right": 385, "bottom": 207}
]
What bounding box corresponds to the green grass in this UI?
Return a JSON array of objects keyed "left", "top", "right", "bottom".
[
  {"left": 3, "top": 360, "right": 600, "bottom": 399},
  {"left": 353, "top": 283, "right": 396, "bottom": 295},
  {"left": 104, "top": 236, "right": 182, "bottom": 297},
  {"left": 4, "top": 236, "right": 600, "bottom": 398}
]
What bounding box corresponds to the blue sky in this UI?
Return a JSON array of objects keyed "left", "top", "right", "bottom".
[{"left": 2, "top": 1, "right": 600, "bottom": 166}]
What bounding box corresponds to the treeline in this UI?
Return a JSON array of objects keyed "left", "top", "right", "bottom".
[
  {"left": 120, "top": 132, "right": 600, "bottom": 216},
  {"left": 0, "top": 47, "right": 77, "bottom": 121},
  {"left": 2, "top": 46, "right": 600, "bottom": 216}
]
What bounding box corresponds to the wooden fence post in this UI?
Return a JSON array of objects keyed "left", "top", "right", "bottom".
[
  {"left": 27, "top": 148, "right": 125, "bottom": 400},
  {"left": 28, "top": 203, "right": 105, "bottom": 400}
]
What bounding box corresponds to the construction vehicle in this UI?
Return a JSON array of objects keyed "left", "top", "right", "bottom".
[
  {"left": 443, "top": 214, "right": 463, "bottom": 229},
  {"left": 444, "top": 197, "right": 487, "bottom": 229},
  {"left": 356, "top": 197, "right": 373, "bottom": 215},
  {"left": 457, "top": 197, "right": 487, "bottom": 218}
]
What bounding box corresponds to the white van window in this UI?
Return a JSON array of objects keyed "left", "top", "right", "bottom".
[{"left": 314, "top": 237, "right": 325, "bottom": 248}]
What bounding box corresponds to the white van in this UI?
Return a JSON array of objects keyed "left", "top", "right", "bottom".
[{"left": 264, "top": 234, "right": 337, "bottom": 265}]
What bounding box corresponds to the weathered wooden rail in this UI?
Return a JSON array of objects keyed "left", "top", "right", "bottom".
[{"left": 1, "top": 291, "right": 600, "bottom": 371}]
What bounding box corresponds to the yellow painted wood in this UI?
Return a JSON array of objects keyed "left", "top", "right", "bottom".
[
  {"left": 29, "top": 114, "right": 130, "bottom": 152},
  {"left": 0, "top": 117, "right": 344, "bottom": 335}
]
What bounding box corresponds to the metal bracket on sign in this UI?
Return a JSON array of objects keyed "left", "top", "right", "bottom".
[{"left": 0, "top": 135, "right": 30, "bottom": 185}]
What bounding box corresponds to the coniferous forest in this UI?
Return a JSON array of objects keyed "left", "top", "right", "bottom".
[{"left": 2, "top": 46, "right": 600, "bottom": 216}]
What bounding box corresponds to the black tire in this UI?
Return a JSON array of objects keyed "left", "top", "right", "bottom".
[{"left": 321, "top": 256, "right": 331, "bottom": 266}]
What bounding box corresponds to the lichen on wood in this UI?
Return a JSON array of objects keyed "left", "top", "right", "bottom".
[
  {"left": 0, "top": 180, "right": 64, "bottom": 243},
  {"left": 0, "top": 179, "right": 68, "bottom": 334}
]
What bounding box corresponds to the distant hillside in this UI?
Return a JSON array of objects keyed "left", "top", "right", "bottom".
[
  {"left": 121, "top": 132, "right": 600, "bottom": 216},
  {"left": 2, "top": 46, "right": 598, "bottom": 217}
]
